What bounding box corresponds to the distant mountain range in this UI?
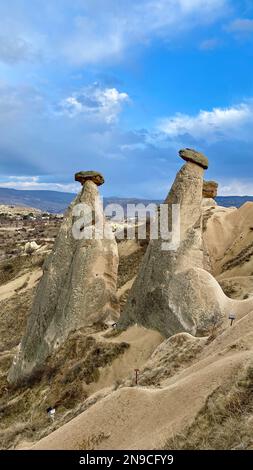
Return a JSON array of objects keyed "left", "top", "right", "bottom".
[
  {"left": 0, "top": 187, "right": 253, "bottom": 214},
  {"left": 216, "top": 196, "right": 253, "bottom": 208},
  {"left": 0, "top": 187, "right": 75, "bottom": 213}
]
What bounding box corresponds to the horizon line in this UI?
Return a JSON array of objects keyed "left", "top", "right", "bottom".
[{"left": 0, "top": 186, "right": 253, "bottom": 199}]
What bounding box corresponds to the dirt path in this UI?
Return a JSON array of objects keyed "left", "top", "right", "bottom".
[
  {"left": 31, "top": 349, "right": 250, "bottom": 450},
  {"left": 30, "top": 306, "right": 253, "bottom": 451},
  {"left": 84, "top": 325, "right": 163, "bottom": 397},
  {"left": 0, "top": 269, "right": 42, "bottom": 301}
]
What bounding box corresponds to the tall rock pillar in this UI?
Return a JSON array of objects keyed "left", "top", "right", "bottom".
[
  {"left": 119, "top": 149, "right": 227, "bottom": 337},
  {"left": 8, "top": 171, "right": 119, "bottom": 385}
]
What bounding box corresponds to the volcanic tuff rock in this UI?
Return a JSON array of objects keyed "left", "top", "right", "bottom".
[
  {"left": 24, "top": 241, "right": 40, "bottom": 254},
  {"left": 203, "top": 180, "right": 218, "bottom": 199},
  {"left": 75, "top": 171, "right": 105, "bottom": 186},
  {"left": 179, "top": 148, "right": 209, "bottom": 170},
  {"left": 202, "top": 198, "right": 217, "bottom": 208},
  {"left": 8, "top": 176, "right": 119, "bottom": 386},
  {"left": 119, "top": 149, "right": 228, "bottom": 337}
]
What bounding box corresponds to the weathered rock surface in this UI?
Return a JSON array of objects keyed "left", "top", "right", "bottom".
[
  {"left": 24, "top": 241, "right": 40, "bottom": 254},
  {"left": 179, "top": 148, "right": 209, "bottom": 170},
  {"left": 75, "top": 171, "right": 104, "bottom": 186},
  {"left": 203, "top": 180, "right": 218, "bottom": 199},
  {"left": 202, "top": 198, "right": 217, "bottom": 208},
  {"left": 119, "top": 149, "right": 228, "bottom": 337},
  {"left": 8, "top": 178, "right": 119, "bottom": 385}
]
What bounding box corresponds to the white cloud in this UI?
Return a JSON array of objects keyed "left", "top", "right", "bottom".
[
  {"left": 59, "top": 84, "right": 129, "bottom": 123},
  {"left": 0, "top": 2, "right": 46, "bottom": 66},
  {"left": 0, "top": 83, "right": 45, "bottom": 119},
  {"left": 61, "top": 0, "right": 229, "bottom": 64},
  {"left": 158, "top": 102, "right": 253, "bottom": 142},
  {"left": 220, "top": 180, "right": 253, "bottom": 196},
  {"left": 0, "top": 0, "right": 230, "bottom": 66},
  {"left": 8, "top": 176, "right": 39, "bottom": 183},
  {"left": 0, "top": 177, "right": 79, "bottom": 193},
  {"left": 0, "top": 81, "right": 141, "bottom": 185},
  {"left": 0, "top": 35, "right": 37, "bottom": 64},
  {"left": 226, "top": 18, "right": 253, "bottom": 36}
]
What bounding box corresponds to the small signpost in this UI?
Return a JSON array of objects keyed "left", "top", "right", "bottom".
[
  {"left": 229, "top": 313, "right": 236, "bottom": 326},
  {"left": 134, "top": 368, "right": 140, "bottom": 385}
]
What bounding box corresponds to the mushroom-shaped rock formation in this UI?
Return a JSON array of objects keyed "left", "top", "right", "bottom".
[
  {"left": 8, "top": 173, "right": 119, "bottom": 386},
  {"left": 203, "top": 180, "right": 218, "bottom": 199},
  {"left": 75, "top": 171, "right": 104, "bottom": 186},
  {"left": 179, "top": 148, "right": 209, "bottom": 170},
  {"left": 119, "top": 149, "right": 229, "bottom": 337}
]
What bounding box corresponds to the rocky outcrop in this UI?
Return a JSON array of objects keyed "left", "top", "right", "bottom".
[
  {"left": 202, "top": 181, "right": 218, "bottom": 208},
  {"left": 24, "top": 241, "right": 40, "bottom": 254},
  {"left": 203, "top": 180, "right": 218, "bottom": 199},
  {"left": 8, "top": 173, "right": 119, "bottom": 385},
  {"left": 119, "top": 149, "right": 227, "bottom": 337},
  {"left": 75, "top": 171, "right": 104, "bottom": 186},
  {"left": 202, "top": 198, "right": 217, "bottom": 208},
  {"left": 180, "top": 148, "right": 208, "bottom": 169}
]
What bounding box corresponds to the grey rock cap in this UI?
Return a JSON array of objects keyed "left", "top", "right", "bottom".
[
  {"left": 179, "top": 148, "right": 209, "bottom": 170},
  {"left": 75, "top": 171, "right": 105, "bottom": 186}
]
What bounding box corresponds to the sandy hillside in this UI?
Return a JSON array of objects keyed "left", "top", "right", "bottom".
[
  {"left": 204, "top": 202, "right": 253, "bottom": 277},
  {"left": 0, "top": 220, "right": 151, "bottom": 450},
  {"left": 32, "top": 312, "right": 253, "bottom": 450},
  {"left": 30, "top": 200, "right": 253, "bottom": 450},
  {"left": 0, "top": 270, "right": 42, "bottom": 302},
  {"left": 0, "top": 205, "right": 42, "bottom": 216},
  {"left": 1, "top": 200, "right": 253, "bottom": 451},
  {"left": 203, "top": 202, "right": 253, "bottom": 300}
]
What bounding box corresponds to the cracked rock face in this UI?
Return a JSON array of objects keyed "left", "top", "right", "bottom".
[
  {"left": 8, "top": 179, "right": 119, "bottom": 386},
  {"left": 119, "top": 149, "right": 227, "bottom": 337},
  {"left": 179, "top": 148, "right": 209, "bottom": 170},
  {"left": 203, "top": 180, "right": 218, "bottom": 199}
]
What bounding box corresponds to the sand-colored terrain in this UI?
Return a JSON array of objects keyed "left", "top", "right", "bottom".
[
  {"left": 0, "top": 270, "right": 42, "bottom": 302},
  {"left": 1, "top": 194, "right": 253, "bottom": 451},
  {"left": 30, "top": 200, "right": 253, "bottom": 450},
  {"left": 84, "top": 326, "right": 163, "bottom": 397},
  {"left": 32, "top": 317, "right": 253, "bottom": 450},
  {"left": 204, "top": 202, "right": 253, "bottom": 277}
]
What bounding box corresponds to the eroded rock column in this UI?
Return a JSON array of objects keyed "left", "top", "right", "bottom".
[
  {"left": 8, "top": 171, "right": 119, "bottom": 385},
  {"left": 119, "top": 149, "right": 227, "bottom": 337}
]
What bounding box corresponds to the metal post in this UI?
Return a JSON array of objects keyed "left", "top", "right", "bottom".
[
  {"left": 229, "top": 314, "right": 236, "bottom": 327},
  {"left": 134, "top": 368, "right": 140, "bottom": 385}
]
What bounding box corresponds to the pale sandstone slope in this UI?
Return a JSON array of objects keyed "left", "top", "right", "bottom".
[
  {"left": 31, "top": 314, "right": 253, "bottom": 450},
  {"left": 203, "top": 201, "right": 253, "bottom": 299}
]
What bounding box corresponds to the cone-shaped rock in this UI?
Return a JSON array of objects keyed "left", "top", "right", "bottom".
[
  {"left": 119, "top": 149, "right": 227, "bottom": 337},
  {"left": 8, "top": 174, "right": 119, "bottom": 385}
]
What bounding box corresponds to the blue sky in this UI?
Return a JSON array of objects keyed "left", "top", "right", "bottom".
[{"left": 0, "top": 0, "right": 253, "bottom": 198}]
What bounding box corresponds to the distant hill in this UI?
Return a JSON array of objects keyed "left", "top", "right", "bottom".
[
  {"left": 0, "top": 188, "right": 161, "bottom": 213},
  {"left": 0, "top": 187, "right": 253, "bottom": 213},
  {"left": 216, "top": 196, "right": 253, "bottom": 208},
  {"left": 0, "top": 188, "right": 74, "bottom": 213}
]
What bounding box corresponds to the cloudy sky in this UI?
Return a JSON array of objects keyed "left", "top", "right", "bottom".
[{"left": 0, "top": 0, "right": 253, "bottom": 198}]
